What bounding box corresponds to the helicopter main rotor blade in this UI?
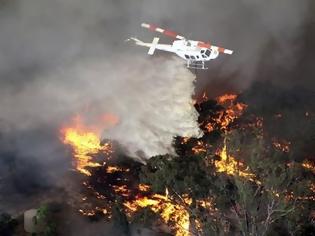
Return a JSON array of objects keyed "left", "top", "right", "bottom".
[
  {"left": 141, "top": 23, "right": 186, "bottom": 40},
  {"left": 197, "top": 41, "right": 233, "bottom": 55}
]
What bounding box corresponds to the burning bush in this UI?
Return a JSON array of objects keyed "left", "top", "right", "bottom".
[{"left": 60, "top": 85, "right": 315, "bottom": 235}]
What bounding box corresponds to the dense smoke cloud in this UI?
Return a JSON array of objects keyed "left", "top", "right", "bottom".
[
  {"left": 0, "top": 0, "right": 313, "bottom": 203},
  {"left": 0, "top": 0, "right": 311, "bottom": 93},
  {"left": 0, "top": 0, "right": 203, "bottom": 161},
  {"left": 1, "top": 56, "right": 200, "bottom": 159},
  {"left": 136, "top": 0, "right": 310, "bottom": 91}
]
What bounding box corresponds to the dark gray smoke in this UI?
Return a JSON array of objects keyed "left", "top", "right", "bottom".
[
  {"left": 0, "top": 0, "right": 313, "bottom": 216},
  {"left": 0, "top": 0, "right": 202, "bottom": 160},
  {"left": 135, "top": 0, "right": 312, "bottom": 92}
]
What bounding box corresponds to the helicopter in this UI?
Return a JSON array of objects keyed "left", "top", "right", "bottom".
[{"left": 127, "top": 23, "right": 234, "bottom": 70}]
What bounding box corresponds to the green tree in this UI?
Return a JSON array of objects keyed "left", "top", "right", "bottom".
[
  {"left": 140, "top": 153, "right": 215, "bottom": 200},
  {"left": 139, "top": 130, "right": 314, "bottom": 236},
  {"left": 214, "top": 130, "right": 315, "bottom": 236},
  {"left": 35, "top": 204, "right": 57, "bottom": 236},
  {"left": 112, "top": 199, "right": 130, "bottom": 236}
]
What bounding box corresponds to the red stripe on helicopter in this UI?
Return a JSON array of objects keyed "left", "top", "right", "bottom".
[
  {"left": 164, "top": 30, "right": 178, "bottom": 38},
  {"left": 218, "top": 47, "right": 225, "bottom": 53},
  {"left": 148, "top": 24, "right": 158, "bottom": 31},
  {"left": 143, "top": 23, "right": 184, "bottom": 39},
  {"left": 197, "top": 42, "right": 211, "bottom": 48}
]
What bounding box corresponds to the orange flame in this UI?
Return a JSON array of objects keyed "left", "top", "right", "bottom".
[
  {"left": 216, "top": 93, "right": 237, "bottom": 104},
  {"left": 138, "top": 184, "right": 151, "bottom": 192},
  {"left": 124, "top": 189, "right": 190, "bottom": 236},
  {"left": 272, "top": 138, "right": 290, "bottom": 153},
  {"left": 112, "top": 185, "right": 131, "bottom": 197},
  {"left": 215, "top": 139, "right": 256, "bottom": 181},
  {"left": 60, "top": 115, "right": 113, "bottom": 176},
  {"left": 302, "top": 161, "right": 315, "bottom": 174},
  {"left": 215, "top": 94, "right": 248, "bottom": 131},
  {"left": 192, "top": 141, "right": 207, "bottom": 154},
  {"left": 106, "top": 166, "right": 130, "bottom": 174}
]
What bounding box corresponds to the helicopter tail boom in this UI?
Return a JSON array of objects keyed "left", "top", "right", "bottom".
[
  {"left": 148, "top": 37, "right": 159, "bottom": 55},
  {"left": 127, "top": 37, "right": 166, "bottom": 55}
]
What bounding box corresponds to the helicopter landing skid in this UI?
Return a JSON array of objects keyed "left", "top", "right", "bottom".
[{"left": 187, "top": 60, "right": 207, "bottom": 70}]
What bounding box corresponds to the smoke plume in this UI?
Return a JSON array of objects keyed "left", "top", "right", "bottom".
[
  {"left": 10, "top": 56, "right": 201, "bottom": 159},
  {"left": 0, "top": 0, "right": 205, "bottom": 161},
  {"left": 0, "top": 0, "right": 313, "bottom": 199}
]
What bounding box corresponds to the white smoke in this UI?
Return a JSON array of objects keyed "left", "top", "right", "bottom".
[
  {"left": 101, "top": 57, "right": 202, "bottom": 159},
  {"left": 0, "top": 0, "right": 310, "bottom": 162},
  {"left": 0, "top": 55, "right": 201, "bottom": 159}
]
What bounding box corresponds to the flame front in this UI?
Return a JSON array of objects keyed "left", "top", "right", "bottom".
[
  {"left": 216, "top": 94, "right": 247, "bottom": 131},
  {"left": 59, "top": 93, "right": 314, "bottom": 235},
  {"left": 124, "top": 189, "right": 191, "bottom": 236},
  {"left": 61, "top": 117, "right": 192, "bottom": 235},
  {"left": 61, "top": 115, "right": 112, "bottom": 176},
  {"left": 215, "top": 139, "right": 256, "bottom": 181},
  {"left": 199, "top": 93, "right": 247, "bottom": 134}
]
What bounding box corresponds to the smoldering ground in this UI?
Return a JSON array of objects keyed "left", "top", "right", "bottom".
[{"left": 0, "top": 0, "right": 314, "bottom": 220}]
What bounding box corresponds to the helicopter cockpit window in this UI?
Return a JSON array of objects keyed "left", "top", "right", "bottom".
[
  {"left": 185, "top": 55, "right": 189, "bottom": 59},
  {"left": 205, "top": 50, "right": 211, "bottom": 56},
  {"left": 190, "top": 56, "right": 195, "bottom": 59}
]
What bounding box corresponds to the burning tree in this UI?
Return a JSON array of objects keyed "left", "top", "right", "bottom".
[
  {"left": 138, "top": 91, "right": 315, "bottom": 235},
  {"left": 60, "top": 84, "right": 315, "bottom": 236},
  {"left": 215, "top": 130, "right": 314, "bottom": 236},
  {"left": 140, "top": 130, "right": 314, "bottom": 235}
]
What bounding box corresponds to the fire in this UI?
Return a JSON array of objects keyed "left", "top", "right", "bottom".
[
  {"left": 106, "top": 166, "right": 130, "bottom": 173},
  {"left": 197, "top": 199, "right": 214, "bottom": 209},
  {"left": 61, "top": 115, "right": 113, "bottom": 176},
  {"left": 197, "top": 93, "right": 247, "bottom": 135},
  {"left": 138, "top": 183, "right": 151, "bottom": 192},
  {"left": 123, "top": 187, "right": 215, "bottom": 236},
  {"left": 200, "top": 91, "right": 209, "bottom": 103},
  {"left": 205, "top": 123, "right": 214, "bottom": 132},
  {"left": 79, "top": 209, "right": 96, "bottom": 217},
  {"left": 61, "top": 93, "right": 314, "bottom": 236},
  {"left": 124, "top": 189, "right": 190, "bottom": 236},
  {"left": 126, "top": 194, "right": 217, "bottom": 236},
  {"left": 216, "top": 94, "right": 237, "bottom": 104},
  {"left": 192, "top": 141, "right": 207, "bottom": 154},
  {"left": 272, "top": 138, "right": 290, "bottom": 153},
  {"left": 61, "top": 118, "right": 192, "bottom": 236},
  {"left": 216, "top": 93, "right": 247, "bottom": 131},
  {"left": 62, "top": 128, "right": 103, "bottom": 176},
  {"left": 302, "top": 160, "right": 315, "bottom": 174},
  {"left": 181, "top": 137, "right": 190, "bottom": 145},
  {"left": 215, "top": 139, "right": 255, "bottom": 181},
  {"left": 112, "top": 185, "right": 131, "bottom": 197},
  {"left": 218, "top": 104, "right": 247, "bottom": 130}
]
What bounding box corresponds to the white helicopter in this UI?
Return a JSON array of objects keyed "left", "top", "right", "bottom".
[{"left": 127, "top": 23, "right": 234, "bottom": 70}]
